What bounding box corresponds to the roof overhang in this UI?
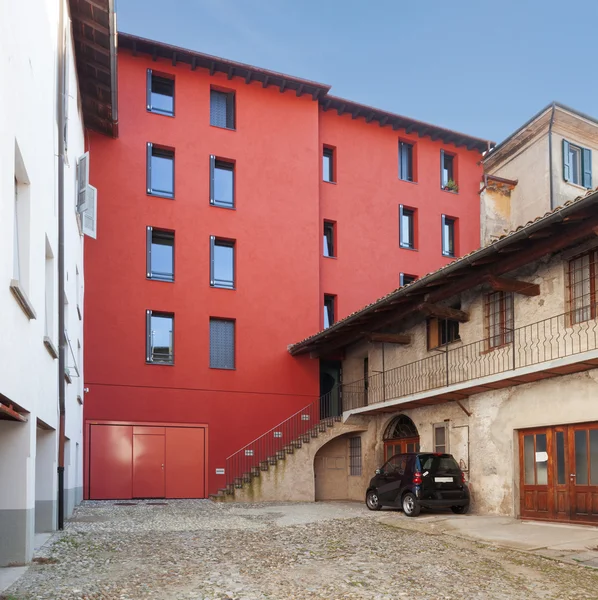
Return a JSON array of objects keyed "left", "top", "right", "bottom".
[
  {"left": 0, "top": 395, "right": 28, "bottom": 423},
  {"left": 118, "top": 33, "right": 331, "bottom": 100},
  {"left": 289, "top": 189, "right": 598, "bottom": 357},
  {"left": 69, "top": 0, "right": 118, "bottom": 137}
]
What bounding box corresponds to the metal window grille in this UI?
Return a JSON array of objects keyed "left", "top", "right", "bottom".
[
  {"left": 434, "top": 423, "right": 448, "bottom": 454},
  {"left": 349, "top": 437, "right": 362, "bottom": 476},
  {"left": 485, "top": 291, "right": 514, "bottom": 348},
  {"left": 567, "top": 250, "right": 597, "bottom": 324},
  {"left": 210, "top": 90, "right": 235, "bottom": 129},
  {"left": 210, "top": 319, "right": 235, "bottom": 369}
]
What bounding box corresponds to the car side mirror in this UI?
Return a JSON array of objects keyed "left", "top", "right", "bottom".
[{"left": 375, "top": 468, "right": 383, "bottom": 475}]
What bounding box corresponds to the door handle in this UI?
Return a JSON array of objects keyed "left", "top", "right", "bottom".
[
  {"left": 570, "top": 473, "right": 576, "bottom": 477},
  {"left": 162, "top": 464, "right": 165, "bottom": 470}
]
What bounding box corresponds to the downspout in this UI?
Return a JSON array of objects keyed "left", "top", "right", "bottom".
[
  {"left": 57, "top": 1, "right": 66, "bottom": 531},
  {"left": 548, "top": 102, "right": 556, "bottom": 209}
]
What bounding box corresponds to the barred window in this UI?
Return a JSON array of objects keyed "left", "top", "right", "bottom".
[
  {"left": 434, "top": 423, "right": 448, "bottom": 454},
  {"left": 485, "top": 291, "right": 514, "bottom": 348},
  {"left": 210, "top": 319, "right": 235, "bottom": 369},
  {"left": 349, "top": 436, "right": 362, "bottom": 476},
  {"left": 210, "top": 89, "right": 235, "bottom": 129},
  {"left": 567, "top": 250, "right": 597, "bottom": 324}
]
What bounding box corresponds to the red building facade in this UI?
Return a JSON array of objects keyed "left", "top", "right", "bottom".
[{"left": 83, "top": 34, "right": 490, "bottom": 499}]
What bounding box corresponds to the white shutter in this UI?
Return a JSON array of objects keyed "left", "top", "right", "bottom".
[
  {"left": 77, "top": 152, "right": 90, "bottom": 212},
  {"left": 82, "top": 185, "right": 97, "bottom": 239}
]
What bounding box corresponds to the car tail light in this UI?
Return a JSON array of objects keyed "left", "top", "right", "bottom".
[
  {"left": 413, "top": 471, "right": 422, "bottom": 485},
  {"left": 461, "top": 472, "right": 466, "bottom": 484}
]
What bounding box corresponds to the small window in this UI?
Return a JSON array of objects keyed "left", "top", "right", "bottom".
[
  {"left": 210, "top": 318, "right": 235, "bottom": 369},
  {"left": 324, "top": 294, "right": 336, "bottom": 329},
  {"left": 210, "top": 156, "right": 235, "bottom": 208},
  {"left": 210, "top": 89, "right": 235, "bottom": 129},
  {"left": 146, "top": 310, "right": 174, "bottom": 364},
  {"left": 434, "top": 423, "right": 448, "bottom": 454},
  {"left": 485, "top": 291, "right": 514, "bottom": 348},
  {"left": 400, "top": 273, "right": 417, "bottom": 287},
  {"left": 349, "top": 437, "right": 362, "bottom": 476},
  {"left": 147, "top": 227, "right": 174, "bottom": 282},
  {"left": 210, "top": 237, "right": 235, "bottom": 289},
  {"left": 147, "top": 144, "right": 174, "bottom": 198},
  {"left": 567, "top": 250, "right": 597, "bottom": 324},
  {"left": 427, "top": 315, "right": 460, "bottom": 350},
  {"left": 323, "top": 221, "right": 335, "bottom": 257},
  {"left": 399, "top": 206, "right": 415, "bottom": 249},
  {"left": 563, "top": 140, "right": 592, "bottom": 188},
  {"left": 442, "top": 215, "right": 456, "bottom": 257},
  {"left": 146, "top": 70, "right": 174, "bottom": 116},
  {"left": 323, "top": 147, "right": 335, "bottom": 182},
  {"left": 440, "top": 150, "right": 456, "bottom": 190},
  {"left": 399, "top": 141, "right": 413, "bottom": 182}
]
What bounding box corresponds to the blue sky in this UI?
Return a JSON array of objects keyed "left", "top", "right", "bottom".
[{"left": 118, "top": 0, "right": 598, "bottom": 143}]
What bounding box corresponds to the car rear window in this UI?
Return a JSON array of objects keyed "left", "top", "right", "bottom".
[{"left": 418, "top": 454, "right": 460, "bottom": 473}]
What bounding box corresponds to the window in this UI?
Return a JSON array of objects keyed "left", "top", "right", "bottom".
[
  {"left": 427, "top": 309, "right": 461, "bottom": 350},
  {"left": 147, "top": 144, "right": 174, "bottom": 198},
  {"left": 146, "top": 70, "right": 174, "bottom": 116},
  {"left": 210, "top": 156, "right": 234, "bottom": 208},
  {"left": 324, "top": 294, "right": 336, "bottom": 328},
  {"left": 146, "top": 227, "right": 174, "bottom": 282},
  {"left": 210, "top": 318, "right": 235, "bottom": 369},
  {"left": 563, "top": 140, "right": 592, "bottom": 188},
  {"left": 400, "top": 273, "right": 417, "bottom": 286},
  {"left": 485, "top": 291, "right": 514, "bottom": 348},
  {"left": 399, "top": 205, "right": 415, "bottom": 249},
  {"left": 210, "top": 237, "right": 235, "bottom": 289},
  {"left": 323, "top": 221, "right": 335, "bottom": 257},
  {"left": 323, "top": 147, "right": 335, "bottom": 182},
  {"left": 210, "top": 89, "right": 235, "bottom": 129},
  {"left": 434, "top": 423, "right": 449, "bottom": 454},
  {"left": 441, "top": 215, "right": 456, "bottom": 257},
  {"left": 349, "top": 437, "right": 362, "bottom": 476},
  {"left": 146, "top": 311, "right": 174, "bottom": 364},
  {"left": 399, "top": 141, "right": 414, "bottom": 182},
  {"left": 567, "top": 249, "right": 597, "bottom": 324},
  {"left": 440, "top": 150, "right": 456, "bottom": 189}
]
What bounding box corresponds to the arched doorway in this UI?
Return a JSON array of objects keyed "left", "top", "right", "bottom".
[{"left": 383, "top": 415, "right": 420, "bottom": 460}]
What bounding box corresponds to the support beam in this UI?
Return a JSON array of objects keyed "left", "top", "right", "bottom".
[
  {"left": 296, "top": 84, "right": 304, "bottom": 97},
  {"left": 336, "top": 103, "right": 346, "bottom": 116},
  {"left": 171, "top": 52, "right": 177, "bottom": 67},
  {"left": 352, "top": 108, "right": 360, "bottom": 120},
  {"left": 485, "top": 275, "right": 540, "bottom": 296},
  {"left": 227, "top": 66, "right": 234, "bottom": 80},
  {"left": 245, "top": 72, "right": 252, "bottom": 84},
  {"left": 191, "top": 56, "right": 197, "bottom": 71},
  {"left": 366, "top": 112, "right": 375, "bottom": 123},
  {"left": 418, "top": 302, "right": 469, "bottom": 322},
  {"left": 312, "top": 89, "right": 320, "bottom": 101},
  {"left": 262, "top": 75, "right": 269, "bottom": 88},
  {"left": 0, "top": 402, "right": 27, "bottom": 422},
  {"left": 379, "top": 116, "right": 389, "bottom": 127},
  {"left": 209, "top": 61, "right": 216, "bottom": 76},
  {"left": 280, "top": 79, "right": 287, "bottom": 93},
  {"left": 455, "top": 400, "right": 472, "bottom": 417},
  {"left": 417, "top": 127, "right": 429, "bottom": 138},
  {"left": 366, "top": 333, "right": 412, "bottom": 345},
  {"left": 405, "top": 124, "right": 415, "bottom": 134}
]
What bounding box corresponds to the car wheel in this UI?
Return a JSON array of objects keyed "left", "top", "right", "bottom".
[
  {"left": 366, "top": 490, "right": 381, "bottom": 511},
  {"left": 451, "top": 504, "right": 469, "bottom": 514},
  {"left": 402, "top": 492, "right": 420, "bottom": 517}
]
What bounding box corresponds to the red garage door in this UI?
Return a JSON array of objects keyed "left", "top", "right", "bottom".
[{"left": 89, "top": 423, "right": 206, "bottom": 499}]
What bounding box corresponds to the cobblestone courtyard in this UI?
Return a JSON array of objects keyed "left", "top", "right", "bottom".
[{"left": 5, "top": 500, "right": 598, "bottom": 599}]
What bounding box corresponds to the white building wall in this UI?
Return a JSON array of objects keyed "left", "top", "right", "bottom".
[{"left": 0, "top": 0, "right": 85, "bottom": 565}]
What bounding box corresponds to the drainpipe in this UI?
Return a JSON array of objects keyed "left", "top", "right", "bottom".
[
  {"left": 548, "top": 102, "right": 556, "bottom": 210},
  {"left": 57, "top": 1, "right": 66, "bottom": 531}
]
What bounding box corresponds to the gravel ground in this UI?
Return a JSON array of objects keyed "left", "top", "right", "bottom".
[{"left": 5, "top": 500, "right": 598, "bottom": 600}]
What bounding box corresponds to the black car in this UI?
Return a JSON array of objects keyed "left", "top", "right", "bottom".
[{"left": 365, "top": 452, "right": 470, "bottom": 517}]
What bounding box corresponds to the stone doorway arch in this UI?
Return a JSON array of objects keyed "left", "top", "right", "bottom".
[{"left": 383, "top": 415, "right": 420, "bottom": 461}]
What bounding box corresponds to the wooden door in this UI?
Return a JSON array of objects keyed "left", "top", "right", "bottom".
[
  {"left": 519, "top": 428, "right": 553, "bottom": 520},
  {"left": 568, "top": 423, "right": 598, "bottom": 522},
  {"left": 384, "top": 437, "right": 420, "bottom": 461},
  {"left": 133, "top": 432, "right": 165, "bottom": 498}
]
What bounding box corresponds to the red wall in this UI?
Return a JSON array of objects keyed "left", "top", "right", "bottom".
[{"left": 84, "top": 49, "right": 483, "bottom": 496}]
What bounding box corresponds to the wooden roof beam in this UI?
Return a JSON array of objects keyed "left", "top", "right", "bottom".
[
  {"left": 379, "top": 116, "right": 389, "bottom": 127},
  {"left": 366, "top": 333, "right": 412, "bottom": 344},
  {"left": 485, "top": 275, "right": 540, "bottom": 296},
  {"left": 418, "top": 302, "right": 469, "bottom": 322}
]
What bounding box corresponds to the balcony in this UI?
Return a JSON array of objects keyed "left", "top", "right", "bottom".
[{"left": 342, "top": 306, "right": 598, "bottom": 415}]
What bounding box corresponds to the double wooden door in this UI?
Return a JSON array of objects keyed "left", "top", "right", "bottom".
[
  {"left": 384, "top": 437, "right": 420, "bottom": 461},
  {"left": 519, "top": 423, "right": 598, "bottom": 523}
]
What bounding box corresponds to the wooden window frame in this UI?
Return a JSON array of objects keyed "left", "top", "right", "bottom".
[
  {"left": 485, "top": 291, "right": 514, "bottom": 349},
  {"left": 566, "top": 249, "right": 598, "bottom": 325}
]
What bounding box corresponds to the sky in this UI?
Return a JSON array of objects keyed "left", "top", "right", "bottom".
[{"left": 117, "top": 0, "right": 598, "bottom": 143}]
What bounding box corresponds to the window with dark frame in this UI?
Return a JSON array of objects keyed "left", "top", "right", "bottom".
[
  {"left": 567, "top": 249, "right": 598, "bottom": 324},
  {"left": 442, "top": 215, "right": 456, "bottom": 257},
  {"left": 210, "top": 156, "right": 235, "bottom": 208},
  {"left": 146, "top": 310, "right": 174, "bottom": 364},
  {"left": 440, "top": 150, "right": 455, "bottom": 189},
  {"left": 427, "top": 312, "right": 460, "bottom": 350},
  {"left": 146, "top": 70, "right": 174, "bottom": 116},
  {"left": 400, "top": 273, "right": 417, "bottom": 287},
  {"left": 399, "top": 141, "right": 414, "bottom": 182},
  {"left": 146, "top": 227, "right": 174, "bottom": 282},
  {"left": 400, "top": 205, "right": 415, "bottom": 249},
  {"left": 563, "top": 140, "right": 592, "bottom": 188},
  {"left": 349, "top": 436, "right": 362, "bottom": 476},
  {"left": 434, "top": 423, "right": 448, "bottom": 454},
  {"left": 323, "top": 221, "right": 335, "bottom": 257},
  {"left": 210, "top": 89, "right": 235, "bottom": 129},
  {"left": 147, "top": 143, "right": 174, "bottom": 198},
  {"left": 324, "top": 294, "right": 335, "bottom": 329},
  {"left": 210, "top": 237, "right": 235, "bottom": 289},
  {"left": 485, "top": 291, "right": 514, "bottom": 348},
  {"left": 323, "top": 147, "right": 334, "bottom": 182},
  {"left": 210, "top": 318, "right": 235, "bottom": 369}
]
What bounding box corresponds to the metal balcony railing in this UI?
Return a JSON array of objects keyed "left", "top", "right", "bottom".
[{"left": 343, "top": 307, "right": 598, "bottom": 411}]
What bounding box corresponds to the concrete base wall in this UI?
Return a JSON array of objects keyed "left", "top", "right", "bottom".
[
  {"left": 0, "top": 508, "right": 34, "bottom": 565},
  {"left": 35, "top": 500, "right": 56, "bottom": 533}
]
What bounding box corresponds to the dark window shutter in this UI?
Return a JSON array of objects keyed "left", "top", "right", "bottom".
[
  {"left": 209, "top": 155, "right": 216, "bottom": 204},
  {"left": 563, "top": 139, "right": 571, "bottom": 182},
  {"left": 210, "top": 319, "right": 235, "bottom": 368},
  {"left": 146, "top": 142, "right": 153, "bottom": 193},
  {"left": 210, "top": 236, "right": 215, "bottom": 285},
  {"left": 146, "top": 310, "right": 152, "bottom": 362},
  {"left": 146, "top": 226, "right": 153, "bottom": 278},
  {"left": 210, "top": 91, "right": 227, "bottom": 127},
  {"left": 583, "top": 148, "right": 592, "bottom": 188},
  {"left": 146, "top": 69, "right": 152, "bottom": 111}
]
